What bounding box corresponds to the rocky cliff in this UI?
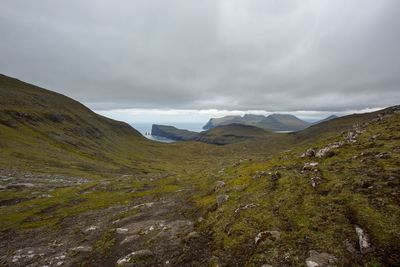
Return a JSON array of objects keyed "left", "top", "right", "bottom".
[
  {"left": 151, "top": 124, "right": 199, "bottom": 141},
  {"left": 203, "top": 113, "right": 311, "bottom": 131}
]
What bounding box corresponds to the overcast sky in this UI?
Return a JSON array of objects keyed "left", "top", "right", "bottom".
[{"left": 1, "top": 0, "right": 399, "bottom": 122}]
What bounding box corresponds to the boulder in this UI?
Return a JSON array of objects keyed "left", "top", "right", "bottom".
[
  {"left": 345, "top": 131, "right": 358, "bottom": 143},
  {"left": 310, "top": 177, "right": 323, "bottom": 189},
  {"left": 184, "top": 231, "right": 200, "bottom": 242},
  {"left": 84, "top": 225, "right": 98, "bottom": 232},
  {"left": 117, "top": 249, "right": 155, "bottom": 265},
  {"left": 369, "top": 134, "right": 380, "bottom": 141},
  {"left": 305, "top": 250, "right": 337, "bottom": 267},
  {"left": 6, "top": 183, "right": 35, "bottom": 189},
  {"left": 375, "top": 152, "right": 390, "bottom": 159},
  {"left": 271, "top": 171, "right": 281, "bottom": 180},
  {"left": 252, "top": 170, "right": 270, "bottom": 179},
  {"left": 234, "top": 203, "right": 259, "bottom": 214},
  {"left": 344, "top": 240, "right": 358, "bottom": 254},
  {"left": 303, "top": 162, "right": 319, "bottom": 171},
  {"left": 301, "top": 149, "right": 316, "bottom": 158},
  {"left": 355, "top": 225, "right": 371, "bottom": 254},
  {"left": 316, "top": 147, "right": 335, "bottom": 158},
  {"left": 116, "top": 228, "right": 129, "bottom": 234},
  {"left": 71, "top": 246, "right": 92, "bottom": 253},
  {"left": 214, "top": 181, "right": 225, "bottom": 192},
  {"left": 216, "top": 195, "right": 229, "bottom": 207},
  {"left": 120, "top": 235, "right": 140, "bottom": 245},
  {"left": 255, "top": 230, "right": 280, "bottom": 245}
]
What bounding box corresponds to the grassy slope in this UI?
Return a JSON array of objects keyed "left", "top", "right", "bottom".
[
  {"left": 190, "top": 109, "right": 400, "bottom": 266},
  {"left": 0, "top": 74, "right": 154, "bottom": 176},
  {"left": 0, "top": 74, "right": 226, "bottom": 176},
  {"left": 0, "top": 74, "right": 242, "bottom": 234},
  {"left": 196, "top": 124, "right": 274, "bottom": 145}
]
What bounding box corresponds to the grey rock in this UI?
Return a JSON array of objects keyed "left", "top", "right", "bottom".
[
  {"left": 6, "top": 183, "right": 35, "bottom": 189},
  {"left": 344, "top": 240, "right": 358, "bottom": 254},
  {"left": 270, "top": 171, "right": 281, "bottom": 180},
  {"left": 301, "top": 149, "right": 315, "bottom": 158},
  {"left": 310, "top": 177, "right": 323, "bottom": 189},
  {"left": 355, "top": 225, "right": 371, "bottom": 254},
  {"left": 234, "top": 203, "right": 259, "bottom": 214},
  {"left": 252, "top": 170, "right": 270, "bottom": 179},
  {"left": 345, "top": 131, "right": 358, "bottom": 143},
  {"left": 303, "top": 162, "right": 318, "bottom": 171},
  {"left": 255, "top": 230, "right": 280, "bottom": 245},
  {"left": 305, "top": 250, "right": 337, "bottom": 267},
  {"left": 120, "top": 235, "right": 140, "bottom": 245},
  {"left": 316, "top": 147, "right": 334, "bottom": 158},
  {"left": 184, "top": 231, "right": 200, "bottom": 241},
  {"left": 375, "top": 152, "right": 390, "bottom": 159},
  {"left": 71, "top": 246, "right": 92, "bottom": 253},
  {"left": 216, "top": 194, "right": 229, "bottom": 207},
  {"left": 117, "top": 249, "right": 154, "bottom": 265},
  {"left": 209, "top": 256, "right": 221, "bottom": 267},
  {"left": 214, "top": 181, "right": 225, "bottom": 192},
  {"left": 116, "top": 228, "right": 129, "bottom": 234}
]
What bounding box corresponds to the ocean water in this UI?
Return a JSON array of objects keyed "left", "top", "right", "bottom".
[{"left": 130, "top": 122, "right": 205, "bottom": 143}]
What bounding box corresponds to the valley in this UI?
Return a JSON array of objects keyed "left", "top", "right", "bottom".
[{"left": 0, "top": 74, "right": 399, "bottom": 266}]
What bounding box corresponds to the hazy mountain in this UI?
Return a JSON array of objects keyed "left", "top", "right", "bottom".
[
  {"left": 203, "top": 113, "right": 310, "bottom": 131},
  {"left": 312, "top": 114, "right": 338, "bottom": 125},
  {"left": 202, "top": 115, "right": 242, "bottom": 130},
  {"left": 152, "top": 123, "right": 273, "bottom": 145}
]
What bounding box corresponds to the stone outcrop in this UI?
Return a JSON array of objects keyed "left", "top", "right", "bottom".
[
  {"left": 254, "top": 230, "right": 280, "bottom": 245},
  {"left": 216, "top": 194, "right": 229, "bottom": 207},
  {"left": 303, "top": 162, "right": 319, "bottom": 171},
  {"left": 214, "top": 181, "right": 225, "bottom": 192},
  {"left": 355, "top": 225, "right": 371, "bottom": 254},
  {"left": 305, "top": 250, "right": 337, "bottom": 267},
  {"left": 234, "top": 203, "right": 259, "bottom": 214},
  {"left": 116, "top": 249, "right": 155, "bottom": 265},
  {"left": 301, "top": 148, "right": 316, "bottom": 158}
]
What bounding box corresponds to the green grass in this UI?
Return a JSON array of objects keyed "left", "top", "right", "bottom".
[{"left": 187, "top": 113, "right": 400, "bottom": 266}]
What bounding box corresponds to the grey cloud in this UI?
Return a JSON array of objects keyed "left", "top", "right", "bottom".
[{"left": 0, "top": 0, "right": 399, "bottom": 112}]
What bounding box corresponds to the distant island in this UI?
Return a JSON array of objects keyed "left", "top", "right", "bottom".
[
  {"left": 150, "top": 114, "right": 338, "bottom": 143},
  {"left": 203, "top": 113, "right": 335, "bottom": 131},
  {"left": 151, "top": 123, "right": 274, "bottom": 145}
]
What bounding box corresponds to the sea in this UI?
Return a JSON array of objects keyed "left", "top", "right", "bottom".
[{"left": 130, "top": 122, "right": 205, "bottom": 143}]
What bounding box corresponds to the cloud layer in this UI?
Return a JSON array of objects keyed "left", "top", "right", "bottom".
[{"left": 1, "top": 0, "right": 399, "bottom": 112}]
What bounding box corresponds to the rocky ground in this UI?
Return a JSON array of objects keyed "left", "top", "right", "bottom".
[{"left": 0, "top": 170, "right": 208, "bottom": 267}]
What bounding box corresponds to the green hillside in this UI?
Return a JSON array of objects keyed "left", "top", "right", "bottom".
[
  {"left": 197, "top": 123, "right": 273, "bottom": 145},
  {"left": 192, "top": 108, "right": 400, "bottom": 266},
  {"left": 0, "top": 74, "right": 154, "bottom": 175}
]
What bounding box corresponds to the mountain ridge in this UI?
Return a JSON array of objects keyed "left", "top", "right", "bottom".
[
  {"left": 151, "top": 123, "right": 272, "bottom": 145},
  {"left": 203, "top": 113, "right": 310, "bottom": 131}
]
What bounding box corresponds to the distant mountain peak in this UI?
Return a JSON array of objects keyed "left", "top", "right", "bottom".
[
  {"left": 312, "top": 115, "right": 339, "bottom": 125},
  {"left": 203, "top": 113, "right": 310, "bottom": 132}
]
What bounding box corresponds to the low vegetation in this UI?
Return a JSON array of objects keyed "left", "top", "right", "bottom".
[{"left": 0, "top": 74, "right": 399, "bottom": 266}]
